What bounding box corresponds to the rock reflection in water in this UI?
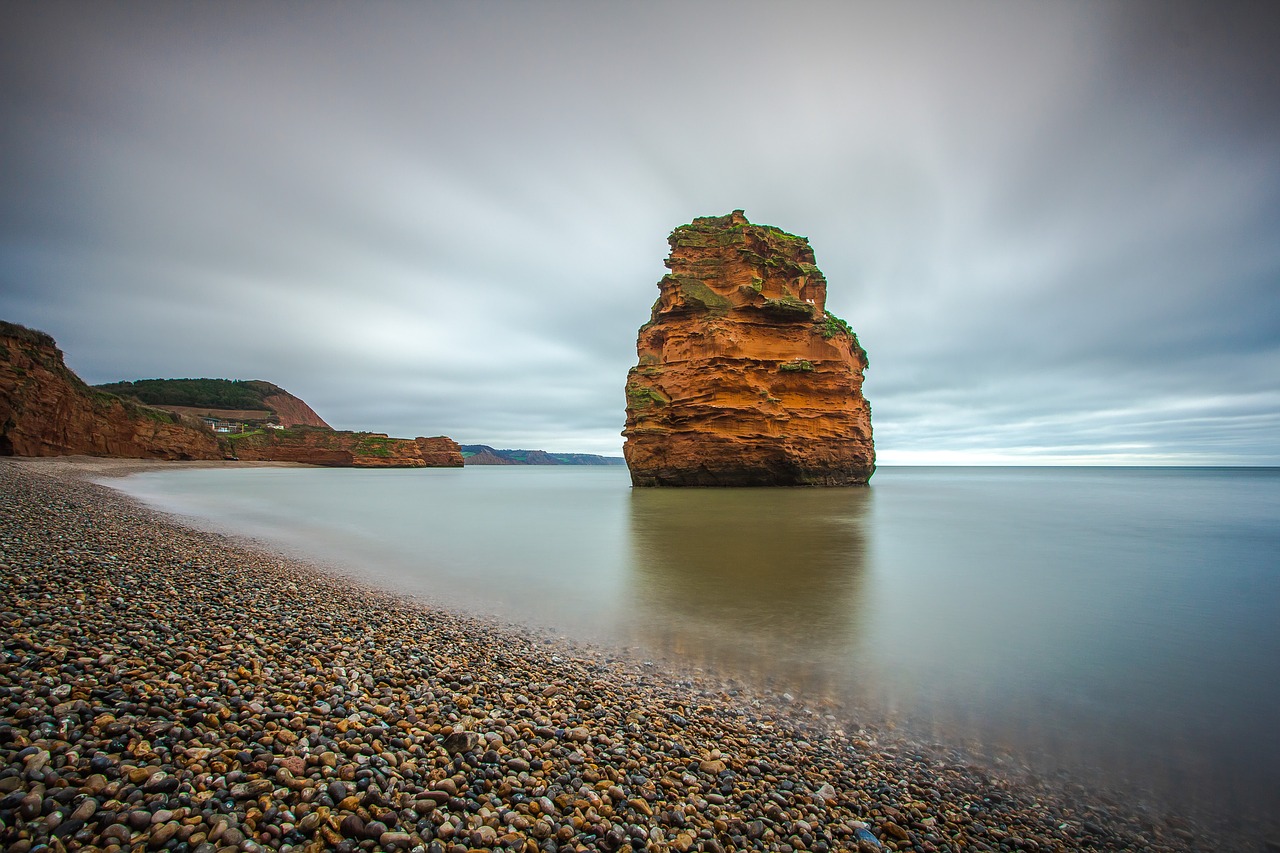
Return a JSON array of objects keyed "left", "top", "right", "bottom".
[{"left": 626, "top": 486, "right": 871, "bottom": 698}]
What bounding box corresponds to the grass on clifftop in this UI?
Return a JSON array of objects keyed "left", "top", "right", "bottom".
[
  {"left": 670, "top": 213, "right": 812, "bottom": 255},
  {"left": 93, "top": 377, "right": 287, "bottom": 410},
  {"left": 821, "top": 310, "right": 853, "bottom": 339},
  {"left": 0, "top": 319, "right": 57, "bottom": 349}
]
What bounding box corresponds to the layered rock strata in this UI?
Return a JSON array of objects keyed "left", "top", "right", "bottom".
[
  {"left": 415, "top": 436, "right": 467, "bottom": 467},
  {"left": 225, "top": 427, "right": 463, "bottom": 468},
  {"left": 0, "top": 320, "right": 465, "bottom": 468},
  {"left": 0, "top": 321, "right": 223, "bottom": 460},
  {"left": 622, "top": 211, "right": 874, "bottom": 486}
]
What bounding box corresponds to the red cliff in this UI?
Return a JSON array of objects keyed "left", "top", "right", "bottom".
[
  {"left": 622, "top": 211, "right": 874, "bottom": 486},
  {"left": 0, "top": 320, "right": 466, "bottom": 469},
  {"left": 0, "top": 321, "right": 224, "bottom": 460},
  {"left": 260, "top": 391, "right": 330, "bottom": 428},
  {"left": 416, "top": 436, "right": 466, "bottom": 467},
  {"left": 228, "top": 427, "right": 464, "bottom": 468}
]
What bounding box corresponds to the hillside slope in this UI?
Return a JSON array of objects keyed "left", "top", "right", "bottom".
[
  {"left": 460, "top": 445, "right": 625, "bottom": 465},
  {"left": 94, "top": 378, "right": 330, "bottom": 428}
]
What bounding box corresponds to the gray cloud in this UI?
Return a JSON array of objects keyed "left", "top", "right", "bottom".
[{"left": 2, "top": 1, "right": 1277, "bottom": 461}]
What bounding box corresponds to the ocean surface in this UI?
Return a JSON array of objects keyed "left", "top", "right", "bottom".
[{"left": 111, "top": 465, "right": 1280, "bottom": 824}]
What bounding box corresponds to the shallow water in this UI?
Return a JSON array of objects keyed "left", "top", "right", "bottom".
[{"left": 113, "top": 465, "right": 1280, "bottom": 822}]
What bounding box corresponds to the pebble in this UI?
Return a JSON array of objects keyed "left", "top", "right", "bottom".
[{"left": 0, "top": 460, "right": 1250, "bottom": 851}]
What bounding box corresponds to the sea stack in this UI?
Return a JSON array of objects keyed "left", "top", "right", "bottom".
[{"left": 622, "top": 211, "right": 874, "bottom": 486}]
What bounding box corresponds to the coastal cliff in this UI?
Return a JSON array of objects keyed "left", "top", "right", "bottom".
[
  {"left": 622, "top": 212, "right": 874, "bottom": 486},
  {"left": 0, "top": 320, "right": 464, "bottom": 468},
  {"left": 416, "top": 436, "right": 467, "bottom": 467},
  {"left": 0, "top": 321, "right": 224, "bottom": 460},
  {"left": 229, "top": 428, "right": 463, "bottom": 468},
  {"left": 261, "top": 391, "right": 330, "bottom": 428}
]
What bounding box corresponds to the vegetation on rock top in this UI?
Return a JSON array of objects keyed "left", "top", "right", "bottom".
[
  {"left": 93, "top": 378, "right": 290, "bottom": 410},
  {"left": 0, "top": 320, "right": 57, "bottom": 349},
  {"left": 820, "top": 310, "right": 853, "bottom": 339}
]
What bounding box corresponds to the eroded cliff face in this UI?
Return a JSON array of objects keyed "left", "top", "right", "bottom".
[
  {"left": 229, "top": 427, "right": 464, "bottom": 468},
  {"left": 0, "top": 322, "right": 224, "bottom": 460},
  {"left": 0, "top": 320, "right": 467, "bottom": 468},
  {"left": 260, "top": 392, "right": 331, "bottom": 428},
  {"left": 415, "top": 436, "right": 466, "bottom": 468},
  {"left": 622, "top": 211, "right": 874, "bottom": 486}
]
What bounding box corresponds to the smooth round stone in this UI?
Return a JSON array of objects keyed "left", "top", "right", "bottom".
[
  {"left": 102, "top": 823, "right": 132, "bottom": 843},
  {"left": 340, "top": 814, "right": 365, "bottom": 837},
  {"left": 151, "top": 821, "right": 181, "bottom": 845},
  {"left": 380, "top": 830, "right": 413, "bottom": 848}
]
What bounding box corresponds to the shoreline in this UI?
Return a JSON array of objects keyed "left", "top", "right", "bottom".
[
  {"left": 0, "top": 458, "right": 1224, "bottom": 851},
  {"left": 10, "top": 456, "right": 319, "bottom": 479}
]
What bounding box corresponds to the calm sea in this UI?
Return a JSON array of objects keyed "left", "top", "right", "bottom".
[{"left": 111, "top": 465, "right": 1280, "bottom": 824}]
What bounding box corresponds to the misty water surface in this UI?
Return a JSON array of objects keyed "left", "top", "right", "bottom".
[{"left": 112, "top": 465, "right": 1280, "bottom": 825}]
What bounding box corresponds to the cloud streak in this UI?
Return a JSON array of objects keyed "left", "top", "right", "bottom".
[{"left": 2, "top": 1, "right": 1277, "bottom": 461}]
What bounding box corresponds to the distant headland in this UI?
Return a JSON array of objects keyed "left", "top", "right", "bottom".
[{"left": 461, "top": 445, "right": 624, "bottom": 466}]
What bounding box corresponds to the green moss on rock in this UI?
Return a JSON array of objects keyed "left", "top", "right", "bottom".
[
  {"left": 820, "top": 310, "right": 853, "bottom": 339},
  {"left": 626, "top": 383, "right": 670, "bottom": 409},
  {"left": 761, "top": 296, "right": 815, "bottom": 320},
  {"left": 670, "top": 276, "right": 731, "bottom": 316}
]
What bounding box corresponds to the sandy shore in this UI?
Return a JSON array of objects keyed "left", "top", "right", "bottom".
[
  {"left": 12, "top": 456, "right": 316, "bottom": 479},
  {"left": 0, "top": 458, "right": 1220, "bottom": 851}
]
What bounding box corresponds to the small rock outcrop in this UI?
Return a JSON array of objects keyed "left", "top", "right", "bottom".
[
  {"left": 415, "top": 436, "right": 467, "bottom": 468},
  {"left": 0, "top": 321, "right": 224, "bottom": 460},
  {"left": 622, "top": 211, "right": 874, "bottom": 486},
  {"left": 216, "top": 427, "right": 464, "bottom": 468}
]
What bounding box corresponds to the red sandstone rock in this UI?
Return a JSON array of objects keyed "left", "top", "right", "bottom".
[
  {"left": 0, "top": 320, "right": 465, "bottom": 468},
  {"left": 229, "top": 427, "right": 463, "bottom": 468},
  {"left": 415, "top": 436, "right": 466, "bottom": 467},
  {"left": 0, "top": 322, "right": 225, "bottom": 460},
  {"left": 622, "top": 211, "right": 874, "bottom": 486},
  {"left": 261, "top": 392, "right": 331, "bottom": 428}
]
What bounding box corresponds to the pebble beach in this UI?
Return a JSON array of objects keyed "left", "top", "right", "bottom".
[{"left": 0, "top": 459, "right": 1224, "bottom": 852}]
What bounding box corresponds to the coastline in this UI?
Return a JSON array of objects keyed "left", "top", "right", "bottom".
[
  {"left": 0, "top": 458, "right": 1214, "bottom": 851},
  {"left": 12, "top": 456, "right": 318, "bottom": 479}
]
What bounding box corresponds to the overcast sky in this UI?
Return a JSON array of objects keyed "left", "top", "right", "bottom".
[{"left": 2, "top": 1, "right": 1277, "bottom": 463}]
